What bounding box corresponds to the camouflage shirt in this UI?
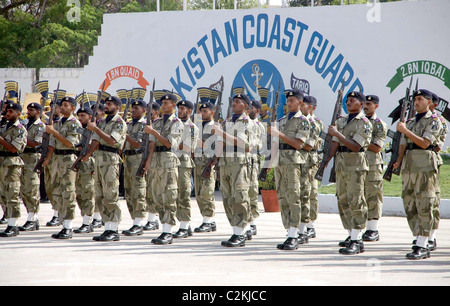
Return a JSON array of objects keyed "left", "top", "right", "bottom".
[
  {"left": 92, "top": 113, "right": 127, "bottom": 166},
  {"left": 277, "top": 111, "right": 310, "bottom": 165},
  {"left": 194, "top": 120, "right": 217, "bottom": 166},
  {"left": 176, "top": 118, "right": 199, "bottom": 168},
  {"left": 0, "top": 120, "right": 27, "bottom": 167},
  {"left": 49, "top": 114, "right": 81, "bottom": 150},
  {"left": 365, "top": 113, "right": 387, "bottom": 169},
  {"left": 218, "top": 113, "right": 251, "bottom": 166}
]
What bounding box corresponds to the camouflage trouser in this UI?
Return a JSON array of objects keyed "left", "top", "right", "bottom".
[
  {"left": 149, "top": 167, "right": 178, "bottom": 226},
  {"left": 0, "top": 165, "right": 22, "bottom": 219},
  {"left": 336, "top": 170, "right": 368, "bottom": 230},
  {"left": 402, "top": 170, "right": 438, "bottom": 237},
  {"left": 176, "top": 167, "right": 192, "bottom": 222},
  {"left": 364, "top": 165, "right": 383, "bottom": 220},
  {"left": 193, "top": 164, "right": 216, "bottom": 218},
  {"left": 124, "top": 155, "right": 147, "bottom": 219},
  {"left": 146, "top": 170, "right": 158, "bottom": 215},
  {"left": 308, "top": 163, "right": 319, "bottom": 222},
  {"left": 95, "top": 163, "right": 121, "bottom": 223},
  {"left": 75, "top": 161, "right": 95, "bottom": 217},
  {"left": 248, "top": 156, "right": 260, "bottom": 222},
  {"left": 20, "top": 153, "right": 41, "bottom": 214},
  {"left": 52, "top": 155, "right": 77, "bottom": 221},
  {"left": 300, "top": 162, "right": 312, "bottom": 224},
  {"left": 433, "top": 166, "right": 441, "bottom": 230},
  {"left": 275, "top": 164, "right": 302, "bottom": 229},
  {"left": 44, "top": 162, "right": 57, "bottom": 211},
  {"left": 220, "top": 164, "right": 250, "bottom": 228}
]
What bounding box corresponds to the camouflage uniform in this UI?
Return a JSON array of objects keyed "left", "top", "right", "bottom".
[
  {"left": 175, "top": 118, "right": 199, "bottom": 226},
  {"left": 44, "top": 117, "right": 60, "bottom": 221},
  {"left": 148, "top": 114, "right": 183, "bottom": 228},
  {"left": 333, "top": 112, "right": 372, "bottom": 232},
  {"left": 400, "top": 110, "right": 442, "bottom": 238},
  {"left": 364, "top": 114, "right": 387, "bottom": 223},
  {"left": 274, "top": 111, "right": 310, "bottom": 233},
  {"left": 248, "top": 118, "right": 264, "bottom": 225},
  {"left": 92, "top": 113, "right": 127, "bottom": 224},
  {"left": 0, "top": 121, "right": 27, "bottom": 221},
  {"left": 20, "top": 118, "right": 45, "bottom": 216},
  {"left": 49, "top": 115, "right": 81, "bottom": 223},
  {"left": 123, "top": 116, "right": 147, "bottom": 221}
]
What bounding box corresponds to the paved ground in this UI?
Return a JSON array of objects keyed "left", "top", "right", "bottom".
[{"left": 1, "top": 192, "right": 449, "bottom": 287}]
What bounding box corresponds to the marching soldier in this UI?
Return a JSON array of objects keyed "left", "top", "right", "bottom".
[
  {"left": 73, "top": 106, "right": 96, "bottom": 234},
  {"left": 193, "top": 101, "right": 218, "bottom": 233},
  {"left": 327, "top": 91, "right": 372, "bottom": 255},
  {"left": 82, "top": 96, "right": 127, "bottom": 241},
  {"left": 0, "top": 102, "right": 27, "bottom": 237},
  {"left": 362, "top": 95, "right": 387, "bottom": 242},
  {"left": 394, "top": 89, "right": 442, "bottom": 259},
  {"left": 143, "top": 93, "right": 184, "bottom": 245},
  {"left": 258, "top": 87, "right": 271, "bottom": 126},
  {"left": 173, "top": 99, "right": 199, "bottom": 238},
  {"left": 428, "top": 92, "right": 448, "bottom": 250},
  {"left": 42, "top": 96, "right": 82, "bottom": 239},
  {"left": 122, "top": 99, "right": 147, "bottom": 236},
  {"left": 212, "top": 92, "right": 252, "bottom": 247},
  {"left": 19, "top": 102, "right": 45, "bottom": 232},
  {"left": 269, "top": 89, "right": 311, "bottom": 250}
]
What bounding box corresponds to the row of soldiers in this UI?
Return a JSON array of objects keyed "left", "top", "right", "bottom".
[{"left": 0, "top": 80, "right": 447, "bottom": 260}]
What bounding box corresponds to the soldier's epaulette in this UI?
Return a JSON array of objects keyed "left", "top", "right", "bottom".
[
  {"left": 431, "top": 113, "right": 439, "bottom": 120},
  {"left": 314, "top": 117, "right": 321, "bottom": 121},
  {"left": 299, "top": 115, "right": 306, "bottom": 120},
  {"left": 362, "top": 117, "right": 369, "bottom": 123},
  {"left": 278, "top": 116, "right": 285, "bottom": 122},
  {"left": 256, "top": 121, "right": 261, "bottom": 126},
  {"left": 116, "top": 117, "right": 124, "bottom": 123},
  {"left": 309, "top": 117, "right": 314, "bottom": 122},
  {"left": 154, "top": 117, "right": 162, "bottom": 122},
  {"left": 173, "top": 117, "right": 179, "bottom": 122},
  {"left": 242, "top": 116, "right": 249, "bottom": 123},
  {"left": 375, "top": 118, "right": 381, "bottom": 123},
  {"left": 337, "top": 115, "right": 344, "bottom": 119},
  {"left": 189, "top": 122, "right": 194, "bottom": 128}
]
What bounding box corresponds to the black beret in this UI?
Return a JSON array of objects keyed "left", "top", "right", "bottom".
[
  {"left": 233, "top": 93, "right": 251, "bottom": 104},
  {"left": 27, "top": 102, "right": 43, "bottom": 111},
  {"left": 105, "top": 96, "right": 122, "bottom": 106},
  {"left": 199, "top": 102, "right": 215, "bottom": 110},
  {"left": 5, "top": 103, "right": 22, "bottom": 112},
  {"left": 431, "top": 92, "right": 439, "bottom": 103},
  {"left": 303, "top": 95, "right": 317, "bottom": 106},
  {"left": 251, "top": 100, "right": 262, "bottom": 110},
  {"left": 177, "top": 100, "right": 194, "bottom": 110},
  {"left": 365, "top": 95, "right": 379, "bottom": 104},
  {"left": 94, "top": 103, "right": 105, "bottom": 111},
  {"left": 61, "top": 96, "right": 77, "bottom": 106},
  {"left": 347, "top": 91, "right": 365, "bottom": 102},
  {"left": 151, "top": 102, "right": 160, "bottom": 111},
  {"left": 132, "top": 99, "right": 147, "bottom": 108},
  {"left": 77, "top": 107, "right": 93, "bottom": 115},
  {"left": 160, "top": 93, "right": 177, "bottom": 102},
  {"left": 284, "top": 89, "right": 304, "bottom": 100},
  {"left": 412, "top": 89, "right": 433, "bottom": 100}
]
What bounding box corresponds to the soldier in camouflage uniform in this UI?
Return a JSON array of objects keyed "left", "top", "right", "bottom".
[
  {"left": 143, "top": 101, "right": 161, "bottom": 231},
  {"left": 18, "top": 103, "right": 45, "bottom": 232},
  {"left": 83, "top": 96, "right": 127, "bottom": 242},
  {"left": 212, "top": 93, "right": 252, "bottom": 247},
  {"left": 327, "top": 91, "right": 372, "bottom": 255},
  {"left": 122, "top": 99, "right": 147, "bottom": 236},
  {"left": 394, "top": 89, "right": 443, "bottom": 259},
  {"left": 172, "top": 99, "right": 199, "bottom": 238},
  {"left": 43, "top": 96, "right": 82, "bottom": 239},
  {"left": 269, "top": 89, "right": 311, "bottom": 250},
  {"left": 193, "top": 101, "right": 218, "bottom": 233},
  {"left": 73, "top": 107, "right": 96, "bottom": 234},
  {"left": 0, "top": 102, "right": 27, "bottom": 237},
  {"left": 143, "top": 93, "right": 184, "bottom": 245},
  {"left": 362, "top": 95, "right": 387, "bottom": 242}
]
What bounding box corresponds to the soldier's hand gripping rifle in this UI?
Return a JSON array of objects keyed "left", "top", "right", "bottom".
[
  {"left": 383, "top": 77, "right": 414, "bottom": 181},
  {"left": 136, "top": 79, "right": 155, "bottom": 178},
  {"left": 70, "top": 81, "right": 106, "bottom": 172},
  {"left": 33, "top": 82, "right": 60, "bottom": 174},
  {"left": 258, "top": 79, "right": 281, "bottom": 182},
  {"left": 314, "top": 78, "right": 345, "bottom": 182}
]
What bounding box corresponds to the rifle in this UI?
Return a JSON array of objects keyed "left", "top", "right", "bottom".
[
  {"left": 383, "top": 76, "right": 414, "bottom": 181},
  {"left": 33, "top": 82, "right": 60, "bottom": 173},
  {"left": 70, "top": 81, "right": 106, "bottom": 172},
  {"left": 314, "top": 77, "right": 346, "bottom": 182},
  {"left": 201, "top": 85, "right": 225, "bottom": 179},
  {"left": 122, "top": 88, "right": 135, "bottom": 121},
  {"left": 191, "top": 91, "right": 199, "bottom": 122},
  {"left": 136, "top": 79, "right": 155, "bottom": 178},
  {"left": 258, "top": 79, "right": 281, "bottom": 182}
]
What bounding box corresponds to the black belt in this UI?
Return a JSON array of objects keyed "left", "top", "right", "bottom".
[
  {"left": 123, "top": 149, "right": 142, "bottom": 156},
  {"left": 0, "top": 151, "right": 19, "bottom": 157},
  {"left": 23, "top": 148, "right": 38, "bottom": 154},
  {"left": 406, "top": 143, "right": 436, "bottom": 151},
  {"left": 154, "top": 146, "right": 171, "bottom": 153},
  {"left": 54, "top": 149, "right": 76, "bottom": 155},
  {"left": 98, "top": 144, "right": 120, "bottom": 154},
  {"left": 338, "top": 146, "right": 365, "bottom": 153},
  {"left": 279, "top": 143, "right": 297, "bottom": 150},
  {"left": 310, "top": 149, "right": 318, "bottom": 153}
]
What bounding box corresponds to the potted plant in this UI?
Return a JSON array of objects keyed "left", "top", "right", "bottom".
[{"left": 258, "top": 168, "right": 280, "bottom": 212}]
